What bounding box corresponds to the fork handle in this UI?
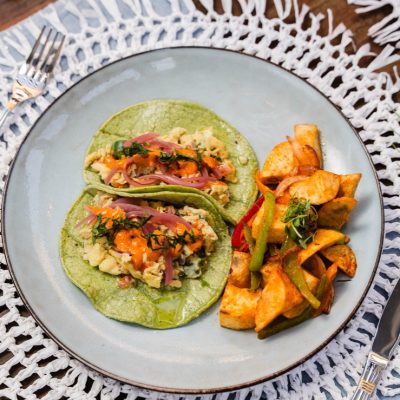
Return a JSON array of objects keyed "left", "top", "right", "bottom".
[
  {"left": 351, "top": 352, "right": 389, "bottom": 400},
  {"left": 0, "top": 107, "right": 11, "bottom": 131}
]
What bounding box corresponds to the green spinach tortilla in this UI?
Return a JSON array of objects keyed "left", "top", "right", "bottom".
[
  {"left": 83, "top": 99, "right": 258, "bottom": 224},
  {"left": 60, "top": 185, "right": 232, "bottom": 328}
]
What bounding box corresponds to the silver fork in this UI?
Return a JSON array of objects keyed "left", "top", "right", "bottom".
[{"left": 0, "top": 26, "right": 65, "bottom": 131}]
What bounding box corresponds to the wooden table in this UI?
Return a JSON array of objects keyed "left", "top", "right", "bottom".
[
  {"left": 0, "top": 0, "right": 398, "bottom": 74},
  {"left": 0, "top": 0, "right": 395, "bottom": 55}
]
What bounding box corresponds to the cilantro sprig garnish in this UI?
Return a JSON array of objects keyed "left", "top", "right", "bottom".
[
  {"left": 282, "top": 197, "right": 318, "bottom": 249},
  {"left": 91, "top": 215, "right": 151, "bottom": 244},
  {"left": 145, "top": 230, "right": 199, "bottom": 251},
  {"left": 112, "top": 140, "right": 150, "bottom": 159},
  {"left": 210, "top": 154, "right": 222, "bottom": 162},
  {"left": 159, "top": 152, "right": 202, "bottom": 168}
]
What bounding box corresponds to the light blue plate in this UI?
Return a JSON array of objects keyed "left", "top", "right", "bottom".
[{"left": 2, "top": 48, "right": 383, "bottom": 393}]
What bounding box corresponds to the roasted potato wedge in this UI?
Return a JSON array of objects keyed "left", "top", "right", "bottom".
[
  {"left": 289, "top": 170, "right": 340, "bottom": 205},
  {"left": 296, "top": 144, "right": 320, "bottom": 168},
  {"left": 302, "top": 268, "right": 320, "bottom": 290},
  {"left": 255, "top": 265, "right": 303, "bottom": 332},
  {"left": 304, "top": 254, "right": 326, "bottom": 279},
  {"left": 320, "top": 244, "right": 357, "bottom": 277},
  {"left": 282, "top": 301, "right": 309, "bottom": 319},
  {"left": 260, "top": 141, "right": 298, "bottom": 183},
  {"left": 260, "top": 258, "right": 281, "bottom": 286},
  {"left": 318, "top": 197, "right": 357, "bottom": 229},
  {"left": 321, "top": 262, "right": 339, "bottom": 314},
  {"left": 283, "top": 269, "right": 320, "bottom": 318},
  {"left": 228, "top": 251, "right": 251, "bottom": 288},
  {"left": 220, "top": 283, "right": 261, "bottom": 330},
  {"left": 294, "top": 124, "right": 323, "bottom": 167},
  {"left": 297, "top": 229, "right": 345, "bottom": 265},
  {"left": 338, "top": 173, "right": 362, "bottom": 197},
  {"left": 288, "top": 137, "right": 320, "bottom": 169},
  {"left": 252, "top": 203, "right": 287, "bottom": 243}
]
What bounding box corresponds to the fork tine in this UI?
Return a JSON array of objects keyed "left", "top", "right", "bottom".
[
  {"left": 39, "top": 31, "right": 60, "bottom": 72},
  {"left": 44, "top": 34, "right": 65, "bottom": 74},
  {"left": 31, "top": 27, "right": 53, "bottom": 68},
  {"left": 26, "top": 26, "right": 46, "bottom": 65}
]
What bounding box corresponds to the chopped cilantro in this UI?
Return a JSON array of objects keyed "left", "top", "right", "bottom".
[
  {"left": 210, "top": 154, "right": 222, "bottom": 162},
  {"left": 145, "top": 230, "right": 200, "bottom": 251},
  {"left": 112, "top": 140, "right": 150, "bottom": 159},
  {"left": 91, "top": 215, "right": 110, "bottom": 243},
  {"left": 91, "top": 215, "right": 151, "bottom": 244},
  {"left": 159, "top": 151, "right": 202, "bottom": 167}
]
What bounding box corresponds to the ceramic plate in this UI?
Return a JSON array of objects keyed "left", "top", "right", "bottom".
[{"left": 3, "top": 48, "right": 383, "bottom": 393}]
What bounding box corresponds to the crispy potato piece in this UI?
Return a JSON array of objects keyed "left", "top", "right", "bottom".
[
  {"left": 289, "top": 170, "right": 340, "bottom": 205},
  {"left": 304, "top": 254, "right": 326, "bottom": 278},
  {"left": 260, "top": 141, "right": 298, "bottom": 183},
  {"left": 252, "top": 203, "right": 287, "bottom": 243},
  {"left": 296, "top": 144, "right": 320, "bottom": 168},
  {"left": 288, "top": 137, "right": 320, "bottom": 169},
  {"left": 321, "top": 262, "right": 339, "bottom": 314},
  {"left": 260, "top": 259, "right": 281, "bottom": 287},
  {"left": 282, "top": 300, "right": 309, "bottom": 319},
  {"left": 301, "top": 268, "right": 320, "bottom": 290},
  {"left": 318, "top": 197, "right": 357, "bottom": 229},
  {"left": 297, "top": 229, "right": 345, "bottom": 265},
  {"left": 283, "top": 269, "right": 320, "bottom": 318},
  {"left": 220, "top": 283, "right": 261, "bottom": 330},
  {"left": 320, "top": 244, "right": 357, "bottom": 277},
  {"left": 294, "top": 124, "right": 323, "bottom": 167},
  {"left": 338, "top": 173, "right": 362, "bottom": 197},
  {"left": 261, "top": 260, "right": 319, "bottom": 291},
  {"left": 228, "top": 251, "right": 251, "bottom": 288},
  {"left": 255, "top": 266, "right": 303, "bottom": 332}
]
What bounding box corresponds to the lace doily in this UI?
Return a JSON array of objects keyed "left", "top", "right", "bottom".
[
  {"left": 349, "top": 0, "right": 400, "bottom": 49},
  {"left": 0, "top": 1, "right": 399, "bottom": 399}
]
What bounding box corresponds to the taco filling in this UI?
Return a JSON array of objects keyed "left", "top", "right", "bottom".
[
  {"left": 84, "top": 128, "right": 237, "bottom": 206},
  {"left": 77, "top": 192, "right": 218, "bottom": 289}
]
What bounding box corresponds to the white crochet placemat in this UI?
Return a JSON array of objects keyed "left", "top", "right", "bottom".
[{"left": 0, "top": 1, "right": 399, "bottom": 399}]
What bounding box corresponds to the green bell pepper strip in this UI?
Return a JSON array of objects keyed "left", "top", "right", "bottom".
[
  {"left": 282, "top": 236, "right": 321, "bottom": 309},
  {"left": 249, "top": 191, "right": 276, "bottom": 272},
  {"left": 243, "top": 222, "right": 255, "bottom": 253},
  {"left": 250, "top": 271, "right": 261, "bottom": 291},
  {"left": 257, "top": 275, "right": 328, "bottom": 339}
]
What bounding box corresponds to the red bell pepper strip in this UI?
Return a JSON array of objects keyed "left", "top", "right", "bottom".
[{"left": 231, "top": 195, "right": 264, "bottom": 248}]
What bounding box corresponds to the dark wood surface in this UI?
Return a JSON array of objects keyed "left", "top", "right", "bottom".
[
  {"left": 0, "top": 0, "right": 393, "bottom": 49},
  {"left": 0, "top": 0, "right": 397, "bottom": 72}
]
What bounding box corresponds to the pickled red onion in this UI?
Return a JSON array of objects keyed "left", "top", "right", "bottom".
[
  {"left": 75, "top": 213, "right": 96, "bottom": 228},
  {"left": 104, "top": 166, "right": 118, "bottom": 185},
  {"left": 163, "top": 250, "right": 174, "bottom": 285},
  {"left": 121, "top": 171, "right": 215, "bottom": 189},
  {"left": 124, "top": 132, "right": 158, "bottom": 145},
  {"left": 124, "top": 132, "right": 182, "bottom": 152},
  {"left": 109, "top": 199, "right": 192, "bottom": 229}
]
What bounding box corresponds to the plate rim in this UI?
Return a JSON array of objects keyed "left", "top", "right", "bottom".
[{"left": 1, "top": 46, "right": 385, "bottom": 394}]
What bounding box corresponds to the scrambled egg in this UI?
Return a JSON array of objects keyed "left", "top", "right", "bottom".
[
  {"left": 180, "top": 206, "right": 218, "bottom": 255},
  {"left": 164, "top": 127, "right": 229, "bottom": 160},
  {"left": 81, "top": 203, "right": 218, "bottom": 289},
  {"left": 84, "top": 144, "right": 111, "bottom": 167},
  {"left": 93, "top": 193, "right": 114, "bottom": 208},
  {"left": 204, "top": 182, "right": 230, "bottom": 206}
]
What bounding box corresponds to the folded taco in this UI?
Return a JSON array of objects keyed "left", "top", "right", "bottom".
[
  {"left": 83, "top": 100, "right": 258, "bottom": 224},
  {"left": 60, "top": 185, "right": 231, "bottom": 328}
]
